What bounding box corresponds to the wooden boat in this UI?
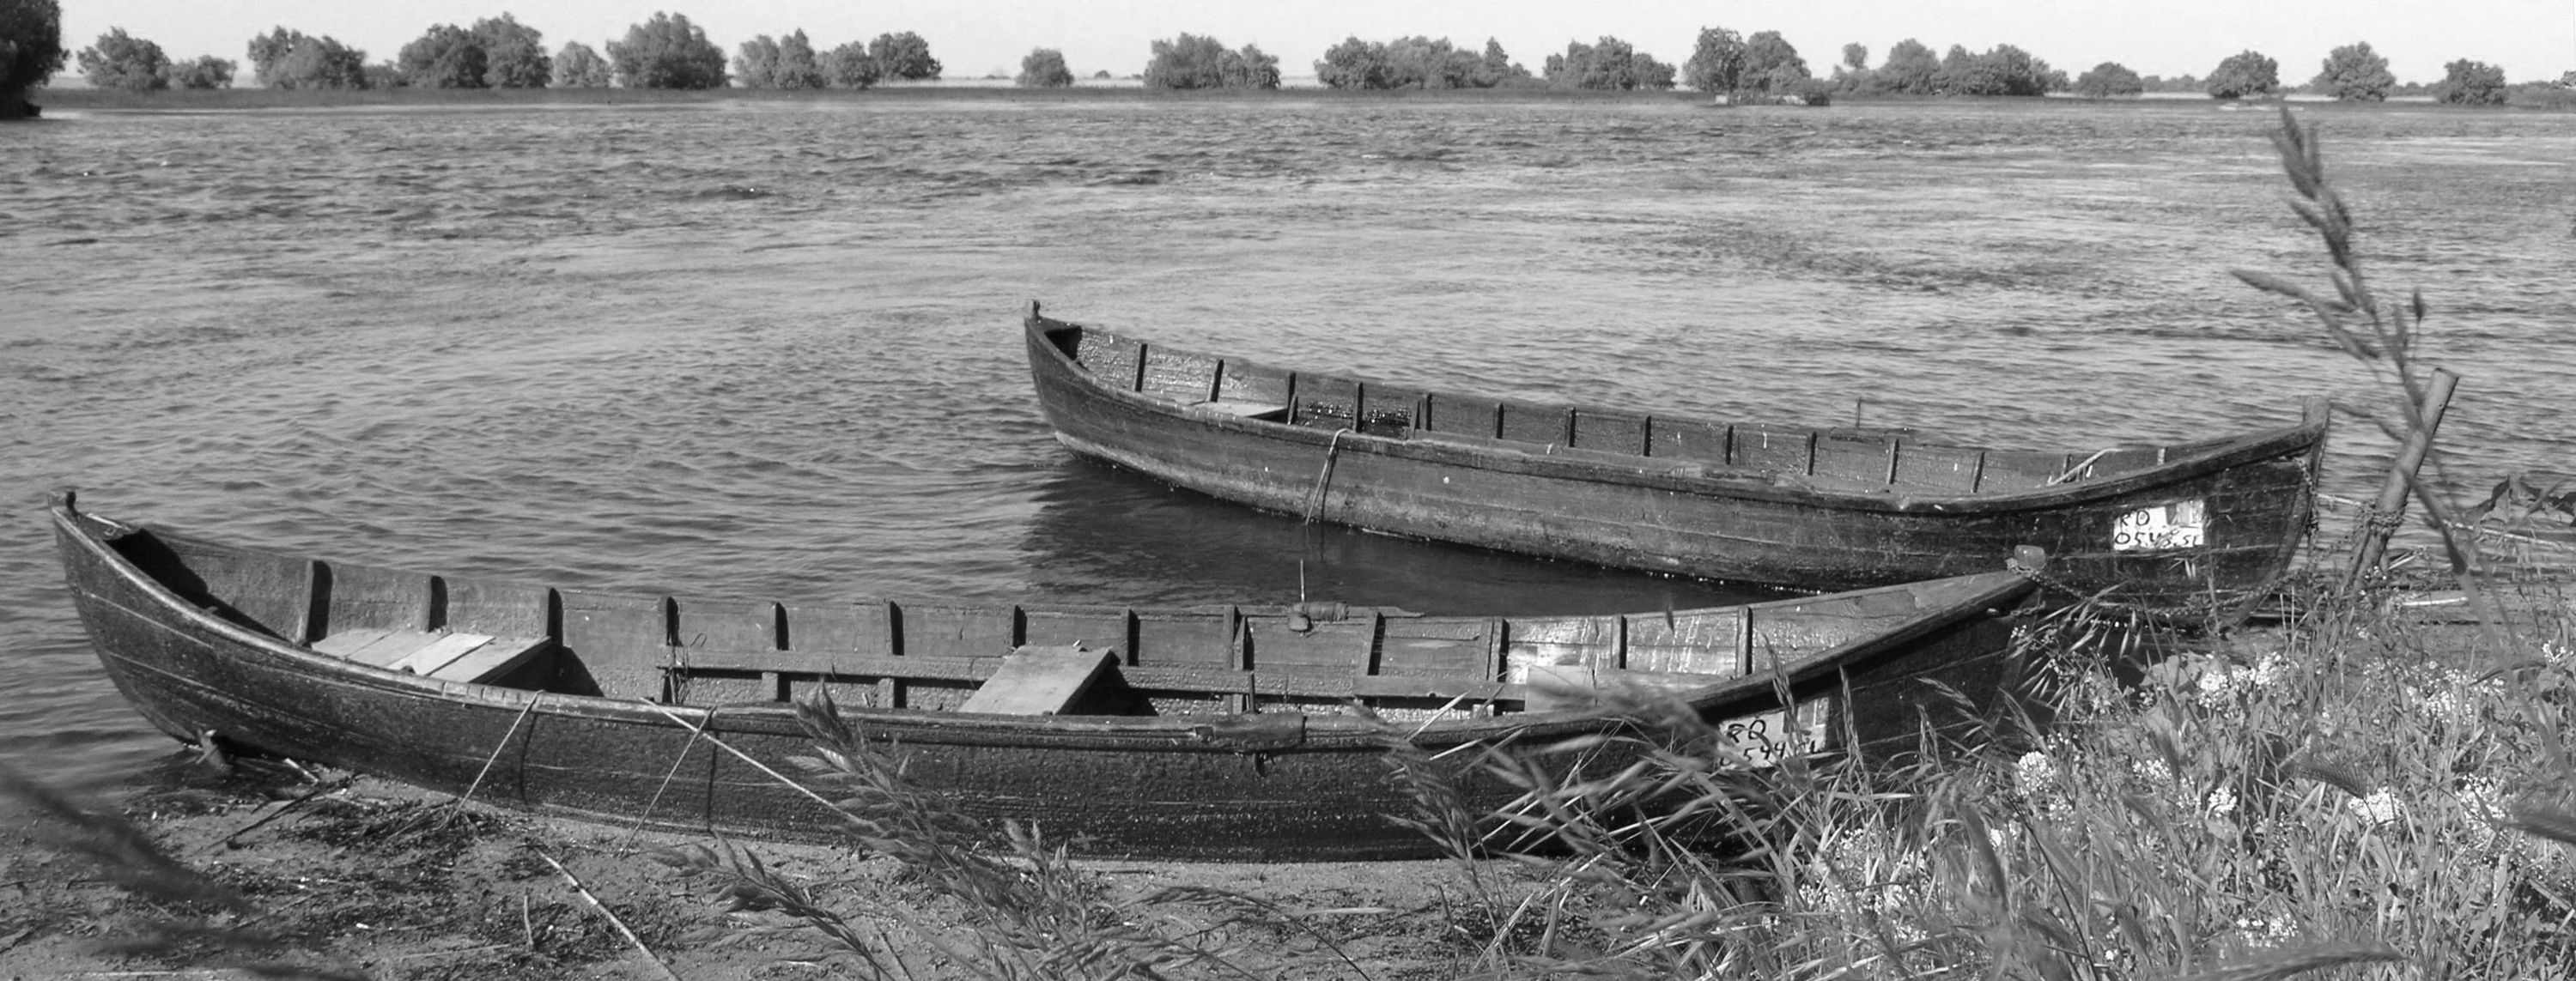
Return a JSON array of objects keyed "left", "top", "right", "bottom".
[
  {"left": 54, "top": 492, "right": 2042, "bottom": 861},
  {"left": 1024, "top": 304, "right": 2328, "bottom": 618}
]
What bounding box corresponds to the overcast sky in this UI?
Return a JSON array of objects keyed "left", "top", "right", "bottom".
[{"left": 53, "top": 0, "right": 2576, "bottom": 84}]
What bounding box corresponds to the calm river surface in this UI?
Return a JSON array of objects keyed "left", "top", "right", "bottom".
[{"left": 4, "top": 95, "right": 2572, "bottom": 797}]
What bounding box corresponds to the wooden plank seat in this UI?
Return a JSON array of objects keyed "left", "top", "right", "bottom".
[
  {"left": 957, "top": 645, "right": 1121, "bottom": 716},
  {"left": 313, "top": 628, "right": 555, "bottom": 683},
  {"left": 1188, "top": 399, "right": 1289, "bottom": 421}
]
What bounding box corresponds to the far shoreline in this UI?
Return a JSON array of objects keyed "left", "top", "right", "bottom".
[{"left": 28, "top": 83, "right": 2516, "bottom": 116}]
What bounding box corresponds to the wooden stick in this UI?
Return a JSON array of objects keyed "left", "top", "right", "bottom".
[
  {"left": 2348, "top": 367, "right": 2458, "bottom": 586},
  {"left": 536, "top": 850, "right": 682, "bottom": 981}
]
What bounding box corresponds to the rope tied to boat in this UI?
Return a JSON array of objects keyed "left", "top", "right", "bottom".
[
  {"left": 2008, "top": 555, "right": 2274, "bottom": 623},
  {"left": 2045, "top": 448, "right": 2117, "bottom": 487},
  {"left": 1303, "top": 427, "right": 1355, "bottom": 523}
]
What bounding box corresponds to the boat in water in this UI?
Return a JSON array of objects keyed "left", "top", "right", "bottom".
[
  {"left": 52, "top": 491, "right": 2043, "bottom": 860},
  {"left": 1023, "top": 303, "right": 2326, "bottom": 620}
]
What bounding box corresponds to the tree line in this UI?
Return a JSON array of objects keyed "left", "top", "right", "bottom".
[{"left": 5, "top": 0, "right": 2569, "bottom": 117}]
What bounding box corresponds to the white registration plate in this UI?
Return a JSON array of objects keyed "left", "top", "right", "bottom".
[
  {"left": 2113, "top": 499, "right": 2208, "bottom": 552},
  {"left": 1719, "top": 707, "right": 1822, "bottom": 768}
]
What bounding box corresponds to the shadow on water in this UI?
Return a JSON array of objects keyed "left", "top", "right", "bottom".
[{"left": 1016, "top": 456, "right": 1777, "bottom": 616}]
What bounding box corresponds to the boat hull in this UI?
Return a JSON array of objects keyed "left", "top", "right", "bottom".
[
  {"left": 54, "top": 496, "right": 2036, "bottom": 861},
  {"left": 1025, "top": 310, "right": 2324, "bottom": 618}
]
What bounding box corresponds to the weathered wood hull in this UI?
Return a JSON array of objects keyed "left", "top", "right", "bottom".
[
  {"left": 1024, "top": 308, "right": 2327, "bottom": 618},
  {"left": 53, "top": 494, "right": 2038, "bottom": 861}
]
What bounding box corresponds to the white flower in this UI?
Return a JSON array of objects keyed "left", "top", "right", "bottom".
[
  {"left": 2205, "top": 783, "right": 2239, "bottom": 818},
  {"left": 2014, "top": 751, "right": 2055, "bottom": 796},
  {"left": 2344, "top": 788, "right": 2406, "bottom": 827}
]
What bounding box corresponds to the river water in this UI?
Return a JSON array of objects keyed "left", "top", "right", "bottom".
[{"left": 4, "top": 95, "right": 2571, "bottom": 798}]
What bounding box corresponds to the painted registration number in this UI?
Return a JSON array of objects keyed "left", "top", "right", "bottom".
[
  {"left": 1720, "top": 707, "right": 1821, "bottom": 768},
  {"left": 2113, "top": 500, "right": 2208, "bottom": 551}
]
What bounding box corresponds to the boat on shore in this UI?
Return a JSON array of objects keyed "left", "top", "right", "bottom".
[
  {"left": 1023, "top": 304, "right": 2327, "bottom": 620},
  {"left": 52, "top": 492, "right": 2042, "bottom": 861}
]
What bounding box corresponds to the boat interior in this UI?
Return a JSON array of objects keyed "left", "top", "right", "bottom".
[
  {"left": 1043, "top": 324, "right": 2227, "bottom": 495},
  {"left": 88, "top": 516, "right": 1998, "bottom": 722}
]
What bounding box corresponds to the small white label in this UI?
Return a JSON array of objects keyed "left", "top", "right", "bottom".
[
  {"left": 2113, "top": 500, "right": 2208, "bottom": 551},
  {"left": 1719, "top": 707, "right": 1821, "bottom": 768}
]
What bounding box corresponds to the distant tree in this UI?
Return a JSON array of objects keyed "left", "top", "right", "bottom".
[
  {"left": 2312, "top": 41, "right": 2392, "bottom": 100},
  {"left": 1318, "top": 36, "right": 1518, "bottom": 89},
  {"left": 1933, "top": 44, "right": 1982, "bottom": 94},
  {"left": 1681, "top": 27, "right": 1745, "bottom": 93},
  {"left": 819, "top": 41, "right": 879, "bottom": 88},
  {"left": 1545, "top": 36, "right": 1668, "bottom": 90},
  {"left": 77, "top": 27, "right": 169, "bottom": 91},
  {"left": 552, "top": 40, "right": 610, "bottom": 87},
  {"left": 1478, "top": 39, "right": 1532, "bottom": 86},
  {"left": 1877, "top": 38, "right": 1940, "bottom": 94},
  {"left": 473, "top": 15, "right": 548, "bottom": 88},
  {"left": 732, "top": 34, "right": 778, "bottom": 86},
  {"left": 169, "top": 55, "right": 235, "bottom": 89},
  {"left": 1, "top": 0, "right": 65, "bottom": 118},
  {"left": 1219, "top": 43, "right": 1280, "bottom": 89},
  {"left": 867, "top": 31, "right": 939, "bottom": 80},
  {"left": 1841, "top": 43, "right": 1868, "bottom": 72},
  {"left": 1144, "top": 33, "right": 1223, "bottom": 88},
  {"left": 608, "top": 12, "right": 726, "bottom": 88},
  {"left": 1390, "top": 37, "right": 1479, "bottom": 88},
  {"left": 1018, "top": 46, "right": 1072, "bottom": 87},
  {"left": 2073, "top": 61, "right": 2143, "bottom": 97},
  {"left": 1143, "top": 33, "right": 1276, "bottom": 89},
  {"left": 247, "top": 27, "right": 368, "bottom": 88},
  {"left": 2433, "top": 58, "right": 2507, "bottom": 105},
  {"left": 2204, "top": 50, "right": 2278, "bottom": 100},
  {"left": 398, "top": 24, "right": 487, "bottom": 88},
  {"left": 773, "top": 30, "right": 820, "bottom": 88},
  {"left": 1741, "top": 31, "right": 1809, "bottom": 93},
  {"left": 1316, "top": 36, "right": 1392, "bottom": 88}
]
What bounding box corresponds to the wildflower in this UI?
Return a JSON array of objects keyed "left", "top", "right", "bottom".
[
  {"left": 2205, "top": 783, "right": 2239, "bottom": 818},
  {"left": 2014, "top": 751, "right": 2055, "bottom": 796},
  {"left": 2343, "top": 788, "right": 2406, "bottom": 827}
]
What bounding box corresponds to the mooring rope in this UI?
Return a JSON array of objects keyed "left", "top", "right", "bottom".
[{"left": 1303, "top": 427, "right": 1355, "bottom": 523}]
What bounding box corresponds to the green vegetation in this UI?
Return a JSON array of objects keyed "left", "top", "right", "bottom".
[
  {"left": 2313, "top": 42, "right": 2395, "bottom": 101},
  {"left": 0, "top": 0, "right": 64, "bottom": 118},
  {"left": 385, "top": 14, "right": 550, "bottom": 89},
  {"left": 397, "top": 24, "right": 485, "bottom": 88},
  {"left": 1016, "top": 47, "right": 1072, "bottom": 88},
  {"left": 2206, "top": 49, "right": 2281, "bottom": 100},
  {"left": 2073, "top": 61, "right": 2145, "bottom": 97},
  {"left": 167, "top": 53, "right": 233, "bottom": 89},
  {"left": 733, "top": 29, "right": 823, "bottom": 89},
  {"left": 1541, "top": 35, "right": 1674, "bottom": 90},
  {"left": 246, "top": 26, "right": 367, "bottom": 89},
  {"left": 2436, "top": 58, "right": 2510, "bottom": 106},
  {"left": 551, "top": 39, "right": 609, "bottom": 88},
  {"left": 1314, "top": 35, "right": 1531, "bottom": 89},
  {"left": 30, "top": 10, "right": 2568, "bottom": 108},
  {"left": 820, "top": 41, "right": 881, "bottom": 89},
  {"left": 1685, "top": 26, "right": 1827, "bottom": 103},
  {"left": 606, "top": 11, "right": 725, "bottom": 89},
  {"left": 76, "top": 27, "right": 166, "bottom": 91},
  {"left": 1142, "top": 33, "right": 1277, "bottom": 90},
  {"left": 866, "top": 31, "right": 939, "bottom": 82}
]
